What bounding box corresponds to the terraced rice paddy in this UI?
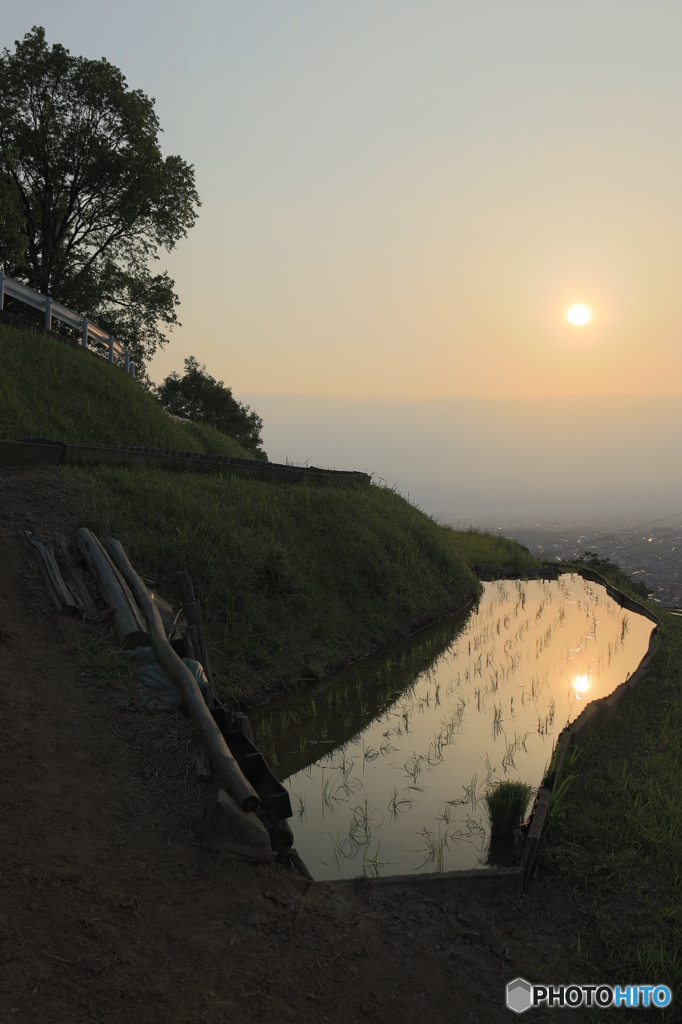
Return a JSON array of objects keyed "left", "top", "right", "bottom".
[{"left": 254, "top": 575, "right": 655, "bottom": 879}]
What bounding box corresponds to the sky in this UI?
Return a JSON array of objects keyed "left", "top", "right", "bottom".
[{"left": 4, "top": 2, "right": 682, "bottom": 520}]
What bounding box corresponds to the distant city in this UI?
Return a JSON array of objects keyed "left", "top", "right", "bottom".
[{"left": 492, "top": 519, "right": 682, "bottom": 608}]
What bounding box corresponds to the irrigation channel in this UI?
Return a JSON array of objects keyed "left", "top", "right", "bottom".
[{"left": 253, "top": 575, "right": 655, "bottom": 880}]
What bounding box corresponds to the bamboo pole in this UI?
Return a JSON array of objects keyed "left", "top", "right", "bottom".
[
  {"left": 106, "top": 537, "right": 259, "bottom": 812},
  {"left": 76, "top": 528, "right": 146, "bottom": 645},
  {"left": 54, "top": 532, "right": 98, "bottom": 618},
  {"left": 24, "top": 531, "right": 80, "bottom": 612}
]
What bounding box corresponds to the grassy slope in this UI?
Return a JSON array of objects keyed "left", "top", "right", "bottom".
[
  {"left": 540, "top": 563, "right": 682, "bottom": 995},
  {"left": 80, "top": 465, "right": 538, "bottom": 702},
  {"left": 1, "top": 318, "right": 539, "bottom": 698},
  {"left": 0, "top": 323, "right": 256, "bottom": 459}
]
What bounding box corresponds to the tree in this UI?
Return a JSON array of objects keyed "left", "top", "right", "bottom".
[
  {"left": 0, "top": 26, "right": 200, "bottom": 374},
  {"left": 157, "top": 357, "right": 266, "bottom": 457}
]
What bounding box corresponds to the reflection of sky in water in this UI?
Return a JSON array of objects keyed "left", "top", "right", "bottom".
[{"left": 258, "top": 576, "right": 654, "bottom": 880}]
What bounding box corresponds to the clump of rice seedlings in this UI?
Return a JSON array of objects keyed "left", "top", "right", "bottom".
[
  {"left": 621, "top": 614, "right": 629, "bottom": 642},
  {"left": 294, "top": 791, "right": 307, "bottom": 820},
  {"left": 363, "top": 742, "right": 379, "bottom": 763},
  {"left": 388, "top": 787, "right": 412, "bottom": 818},
  {"left": 256, "top": 713, "right": 274, "bottom": 740},
  {"left": 405, "top": 752, "right": 424, "bottom": 783},
  {"left": 363, "top": 841, "right": 385, "bottom": 877},
  {"left": 418, "top": 826, "right": 450, "bottom": 872},
  {"left": 484, "top": 780, "right": 533, "bottom": 845},
  {"left": 548, "top": 698, "right": 556, "bottom": 727},
  {"left": 322, "top": 771, "right": 342, "bottom": 811},
  {"left": 263, "top": 742, "right": 279, "bottom": 768}
]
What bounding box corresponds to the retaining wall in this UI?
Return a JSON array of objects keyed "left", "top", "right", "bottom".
[{"left": 0, "top": 437, "right": 371, "bottom": 486}]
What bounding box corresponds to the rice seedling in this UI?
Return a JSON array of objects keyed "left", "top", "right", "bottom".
[
  {"left": 294, "top": 791, "right": 307, "bottom": 820},
  {"left": 436, "top": 805, "right": 455, "bottom": 825},
  {"left": 418, "top": 826, "right": 450, "bottom": 871},
  {"left": 405, "top": 752, "right": 425, "bottom": 783},
  {"left": 320, "top": 830, "right": 342, "bottom": 867},
  {"left": 388, "top": 787, "right": 412, "bottom": 818},
  {"left": 321, "top": 770, "right": 346, "bottom": 812},
  {"left": 484, "top": 780, "right": 533, "bottom": 844},
  {"left": 362, "top": 841, "right": 385, "bottom": 877},
  {"left": 363, "top": 743, "right": 379, "bottom": 763}
]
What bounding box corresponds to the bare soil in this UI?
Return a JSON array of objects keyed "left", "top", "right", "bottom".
[{"left": 0, "top": 467, "right": 580, "bottom": 1023}]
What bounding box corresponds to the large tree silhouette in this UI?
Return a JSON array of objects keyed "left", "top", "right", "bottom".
[{"left": 0, "top": 26, "right": 200, "bottom": 373}]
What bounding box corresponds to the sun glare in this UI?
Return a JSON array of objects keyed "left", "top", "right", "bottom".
[
  {"left": 573, "top": 675, "right": 590, "bottom": 694},
  {"left": 567, "top": 304, "right": 591, "bottom": 326}
]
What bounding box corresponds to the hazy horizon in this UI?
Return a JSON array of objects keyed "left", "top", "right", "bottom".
[{"left": 252, "top": 392, "right": 682, "bottom": 526}]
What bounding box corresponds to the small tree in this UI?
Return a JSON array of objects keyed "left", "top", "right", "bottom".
[
  {"left": 0, "top": 26, "right": 200, "bottom": 374},
  {"left": 157, "top": 357, "right": 265, "bottom": 457}
]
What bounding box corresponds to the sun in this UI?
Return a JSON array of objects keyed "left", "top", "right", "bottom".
[{"left": 567, "top": 304, "right": 591, "bottom": 326}]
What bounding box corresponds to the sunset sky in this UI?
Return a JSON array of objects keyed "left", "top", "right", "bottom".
[{"left": 6, "top": 2, "right": 682, "bottom": 516}]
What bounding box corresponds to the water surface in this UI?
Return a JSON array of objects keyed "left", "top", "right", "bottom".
[{"left": 254, "top": 575, "right": 654, "bottom": 879}]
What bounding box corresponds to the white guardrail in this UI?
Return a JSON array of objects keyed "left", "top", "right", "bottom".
[{"left": 0, "top": 271, "right": 135, "bottom": 376}]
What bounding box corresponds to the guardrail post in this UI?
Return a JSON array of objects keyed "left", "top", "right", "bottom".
[
  {"left": 81, "top": 317, "right": 88, "bottom": 349},
  {"left": 0, "top": 271, "right": 4, "bottom": 310},
  {"left": 45, "top": 295, "right": 52, "bottom": 331},
  {"left": 124, "top": 350, "right": 130, "bottom": 373},
  {"left": 108, "top": 335, "right": 114, "bottom": 362}
]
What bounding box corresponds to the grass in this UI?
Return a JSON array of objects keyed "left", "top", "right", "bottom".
[
  {"left": 0, "top": 322, "right": 258, "bottom": 459},
  {"left": 484, "top": 779, "right": 534, "bottom": 844},
  {"left": 70, "top": 463, "right": 538, "bottom": 700},
  {"left": 1, "top": 318, "right": 540, "bottom": 703},
  {"left": 537, "top": 561, "right": 682, "bottom": 999}
]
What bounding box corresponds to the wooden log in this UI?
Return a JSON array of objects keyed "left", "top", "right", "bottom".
[
  {"left": 76, "top": 528, "right": 147, "bottom": 646},
  {"left": 107, "top": 538, "right": 259, "bottom": 812},
  {"left": 53, "top": 532, "right": 98, "bottom": 618},
  {"left": 24, "top": 531, "right": 80, "bottom": 613}
]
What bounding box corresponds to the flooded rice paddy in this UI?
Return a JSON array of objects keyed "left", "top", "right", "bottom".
[{"left": 254, "top": 576, "right": 654, "bottom": 880}]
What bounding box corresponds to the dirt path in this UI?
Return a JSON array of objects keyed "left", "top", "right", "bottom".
[{"left": 0, "top": 468, "right": 575, "bottom": 1023}]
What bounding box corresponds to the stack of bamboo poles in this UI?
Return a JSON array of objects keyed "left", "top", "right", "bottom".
[
  {"left": 71, "top": 529, "right": 259, "bottom": 813},
  {"left": 25, "top": 527, "right": 295, "bottom": 864}
]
